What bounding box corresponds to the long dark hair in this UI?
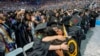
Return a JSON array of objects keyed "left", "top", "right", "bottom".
[{"left": 44, "top": 27, "right": 57, "bottom": 36}]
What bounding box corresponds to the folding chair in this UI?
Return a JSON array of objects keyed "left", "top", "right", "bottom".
[
  {"left": 23, "top": 42, "right": 34, "bottom": 56},
  {"left": 5, "top": 48, "right": 23, "bottom": 56}
]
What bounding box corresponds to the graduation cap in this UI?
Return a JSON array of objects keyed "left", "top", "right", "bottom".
[
  {"left": 35, "top": 21, "right": 61, "bottom": 31},
  {"left": 70, "top": 15, "right": 82, "bottom": 26},
  {"left": 35, "top": 22, "right": 47, "bottom": 31}
]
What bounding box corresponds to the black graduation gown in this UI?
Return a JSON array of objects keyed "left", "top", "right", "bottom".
[
  {"left": 90, "top": 17, "right": 96, "bottom": 27},
  {"left": 13, "top": 21, "right": 29, "bottom": 47},
  {"left": 28, "top": 38, "right": 57, "bottom": 56},
  {"left": 90, "top": 11, "right": 99, "bottom": 27},
  {"left": 81, "top": 15, "right": 90, "bottom": 33}
]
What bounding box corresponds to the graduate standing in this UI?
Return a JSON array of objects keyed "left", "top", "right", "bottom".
[{"left": 29, "top": 23, "right": 69, "bottom": 56}]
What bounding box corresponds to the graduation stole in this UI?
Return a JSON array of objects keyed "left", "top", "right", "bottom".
[
  {"left": 63, "top": 24, "right": 78, "bottom": 56},
  {"left": 0, "top": 25, "right": 14, "bottom": 53}
]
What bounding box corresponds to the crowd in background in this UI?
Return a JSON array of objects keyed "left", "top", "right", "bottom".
[{"left": 0, "top": 0, "right": 99, "bottom": 11}]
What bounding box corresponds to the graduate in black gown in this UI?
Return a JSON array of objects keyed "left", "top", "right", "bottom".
[
  {"left": 12, "top": 10, "right": 29, "bottom": 47},
  {"left": 29, "top": 23, "right": 69, "bottom": 56},
  {"left": 89, "top": 11, "right": 99, "bottom": 27}
]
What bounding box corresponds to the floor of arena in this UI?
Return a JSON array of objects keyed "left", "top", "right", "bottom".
[{"left": 81, "top": 16, "right": 100, "bottom": 56}]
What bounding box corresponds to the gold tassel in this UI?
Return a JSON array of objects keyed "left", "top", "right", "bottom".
[
  {"left": 69, "top": 21, "right": 73, "bottom": 26},
  {"left": 63, "top": 24, "right": 68, "bottom": 37},
  {"left": 63, "top": 24, "right": 77, "bottom": 56}
]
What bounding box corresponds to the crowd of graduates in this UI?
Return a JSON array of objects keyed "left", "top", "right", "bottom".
[{"left": 0, "top": 7, "right": 99, "bottom": 56}]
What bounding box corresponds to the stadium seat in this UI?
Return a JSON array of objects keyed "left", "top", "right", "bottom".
[
  {"left": 5, "top": 48, "right": 23, "bottom": 56},
  {"left": 23, "top": 42, "right": 34, "bottom": 56}
]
